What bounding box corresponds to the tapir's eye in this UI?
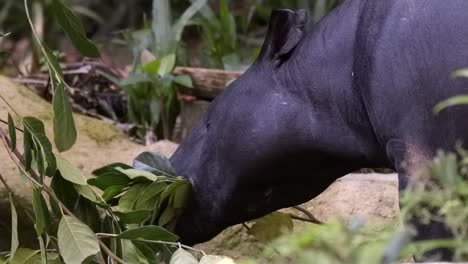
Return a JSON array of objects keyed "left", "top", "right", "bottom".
[{"left": 206, "top": 121, "right": 211, "bottom": 131}]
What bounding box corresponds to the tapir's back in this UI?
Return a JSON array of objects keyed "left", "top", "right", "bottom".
[{"left": 354, "top": 0, "right": 468, "bottom": 153}]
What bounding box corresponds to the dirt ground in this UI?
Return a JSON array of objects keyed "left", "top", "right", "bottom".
[{"left": 0, "top": 75, "right": 400, "bottom": 259}]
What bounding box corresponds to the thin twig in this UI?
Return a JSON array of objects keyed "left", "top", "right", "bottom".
[
  {"left": 292, "top": 206, "right": 323, "bottom": 224},
  {"left": 0, "top": 118, "right": 24, "bottom": 133},
  {"left": 0, "top": 127, "right": 125, "bottom": 264}
]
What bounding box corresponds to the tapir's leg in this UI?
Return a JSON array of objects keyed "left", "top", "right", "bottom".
[{"left": 387, "top": 139, "right": 454, "bottom": 260}]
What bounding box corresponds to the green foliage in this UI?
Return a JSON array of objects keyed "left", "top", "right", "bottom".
[
  {"left": 248, "top": 212, "right": 293, "bottom": 243},
  {"left": 400, "top": 151, "right": 468, "bottom": 260},
  {"left": 57, "top": 215, "right": 100, "bottom": 264},
  {"left": 51, "top": 0, "right": 100, "bottom": 58},
  {"left": 195, "top": 0, "right": 242, "bottom": 70}
]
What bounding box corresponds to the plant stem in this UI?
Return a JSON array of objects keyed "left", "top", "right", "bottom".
[
  {"left": 0, "top": 118, "right": 24, "bottom": 133},
  {"left": 292, "top": 206, "right": 323, "bottom": 224},
  {"left": 0, "top": 127, "right": 125, "bottom": 264}
]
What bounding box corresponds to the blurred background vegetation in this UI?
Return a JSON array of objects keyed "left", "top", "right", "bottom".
[{"left": 0, "top": 0, "right": 343, "bottom": 143}]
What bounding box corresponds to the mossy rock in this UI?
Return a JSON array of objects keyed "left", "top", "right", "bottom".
[{"left": 0, "top": 75, "right": 168, "bottom": 251}]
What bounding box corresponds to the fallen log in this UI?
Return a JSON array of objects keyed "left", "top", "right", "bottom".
[{"left": 174, "top": 66, "right": 244, "bottom": 99}]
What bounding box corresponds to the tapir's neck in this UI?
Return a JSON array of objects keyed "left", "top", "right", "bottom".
[{"left": 276, "top": 0, "right": 391, "bottom": 170}]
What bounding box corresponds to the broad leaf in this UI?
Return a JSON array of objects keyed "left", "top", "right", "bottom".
[
  {"left": 73, "top": 196, "right": 101, "bottom": 232},
  {"left": 102, "top": 185, "right": 126, "bottom": 201},
  {"left": 88, "top": 172, "right": 131, "bottom": 191},
  {"left": 52, "top": 83, "right": 77, "bottom": 152},
  {"left": 92, "top": 162, "right": 133, "bottom": 177},
  {"left": 172, "top": 181, "right": 192, "bottom": 208},
  {"left": 8, "top": 113, "right": 16, "bottom": 150},
  {"left": 139, "top": 60, "right": 161, "bottom": 75},
  {"left": 117, "top": 226, "right": 179, "bottom": 242},
  {"left": 199, "top": 255, "right": 236, "bottom": 264},
  {"left": 122, "top": 240, "right": 150, "bottom": 264},
  {"left": 169, "top": 248, "right": 198, "bottom": 264},
  {"left": 51, "top": 171, "right": 79, "bottom": 215},
  {"left": 32, "top": 188, "right": 50, "bottom": 235},
  {"left": 75, "top": 185, "right": 107, "bottom": 206},
  {"left": 134, "top": 182, "right": 168, "bottom": 210},
  {"left": 23, "top": 129, "right": 33, "bottom": 170},
  {"left": 9, "top": 248, "right": 40, "bottom": 264},
  {"left": 248, "top": 212, "right": 293, "bottom": 242},
  {"left": 22, "top": 117, "right": 56, "bottom": 176},
  {"left": 158, "top": 53, "right": 176, "bottom": 76},
  {"left": 58, "top": 215, "right": 100, "bottom": 264},
  {"left": 51, "top": 0, "right": 100, "bottom": 58},
  {"left": 114, "top": 210, "right": 152, "bottom": 224},
  {"left": 9, "top": 194, "right": 18, "bottom": 259},
  {"left": 56, "top": 154, "right": 87, "bottom": 185},
  {"left": 173, "top": 75, "right": 193, "bottom": 88},
  {"left": 158, "top": 207, "right": 176, "bottom": 226},
  {"left": 116, "top": 168, "right": 158, "bottom": 181},
  {"left": 133, "top": 152, "right": 176, "bottom": 176},
  {"left": 133, "top": 242, "right": 158, "bottom": 264},
  {"left": 118, "top": 183, "right": 150, "bottom": 212}
]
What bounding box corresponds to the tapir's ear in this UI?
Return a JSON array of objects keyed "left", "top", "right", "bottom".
[{"left": 258, "top": 9, "right": 307, "bottom": 66}]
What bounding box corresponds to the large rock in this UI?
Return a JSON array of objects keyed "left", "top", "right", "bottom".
[{"left": 196, "top": 173, "right": 399, "bottom": 259}]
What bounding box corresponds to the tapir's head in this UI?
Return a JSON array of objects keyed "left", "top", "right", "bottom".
[{"left": 171, "top": 9, "right": 329, "bottom": 245}]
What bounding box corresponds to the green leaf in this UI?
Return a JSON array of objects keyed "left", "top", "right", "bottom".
[
  {"left": 172, "top": 181, "right": 192, "bottom": 209},
  {"left": 114, "top": 210, "right": 152, "bottom": 224},
  {"left": 9, "top": 193, "right": 18, "bottom": 259},
  {"left": 51, "top": 0, "right": 100, "bottom": 58},
  {"left": 170, "top": 248, "right": 198, "bottom": 264},
  {"left": 434, "top": 95, "right": 468, "bottom": 113},
  {"left": 158, "top": 207, "right": 176, "bottom": 226},
  {"left": 57, "top": 215, "right": 100, "bottom": 264},
  {"left": 139, "top": 60, "right": 161, "bottom": 76},
  {"left": 134, "top": 182, "right": 168, "bottom": 210},
  {"left": 199, "top": 255, "right": 235, "bottom": 264},
  {"left": 122, "top": 240, "right": 150, "bottom": 264},
  {"left": 133, "top": 152, "right": 176, "bottom": 176},
  {"left": 52, "top": 83, "right": 77, "bottom": 152},
  {"left": 118, "top": 183, "right": 150, "bottom": 212},
  {"left": 75, "top": 185, "right": 107, "bottom": 206},
  {"left": 452, "top": 68, "right": 468, "bottom": 78},
  {"left": 73, "top": 196, "right": 101, "bottom": 232},
  {"left": 133, "top": 242, "right": 158, "bottom": 264},
  {"left": 117, "top": 226, "right": 179, "bottom": 242},
  {"left": 8, "top": 113, "right": 16, "bottom": 150},
  {"left": 88, "top": 172, "right": 131, "bottom": 191},
  {"left": 23, "top": 117, "right": 56, "bottom": 177},
  {"left": 55, "top": 154, "right": 87, "bottom": 185},
  {"left": 32, "top": 188, "right": 50, "bottom": 235},
  {"left": 158, "top": 53, "right": 176, "bottom": 76},
  {"left": 23, "top": 129, "right": 33, "bottom": 171},
  {"left": 9, "top": 248, "right": 40, "bottom": 264},
  {"left": 116, "top": 168, "right": 158, "bottom": 181},
  {"left": 102, "top": 185, "right": 126, "bottom": 201},
  {"left": 173, "top": 0, "right": 208, "bottom": 43},
  {"left": 51, "top": 171, "right": 79, "bottom": 215},
  {"left": 173, "top": 75, "right": 193, "bottom": 88},
  {"left": 92, "top": 162, "right": 133, "bottom": 177},
  {"left": 248, "top": 212, "right": 293, "bottom": 242}
]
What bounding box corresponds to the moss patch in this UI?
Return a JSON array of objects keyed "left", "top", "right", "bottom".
[{"left": 79, "top": 117, "right": 121, "bottom": 144}]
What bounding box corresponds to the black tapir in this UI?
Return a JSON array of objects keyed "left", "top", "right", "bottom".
[{"left": 170, "top": 0, "right": 468, "bottom": 260}]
